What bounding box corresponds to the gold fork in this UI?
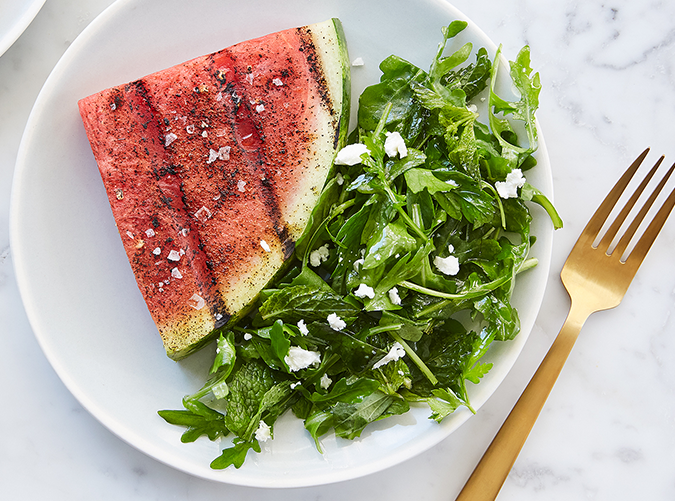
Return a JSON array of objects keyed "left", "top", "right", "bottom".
[{"left": 455, "top": 148, "right": 675, "bottom": 500}]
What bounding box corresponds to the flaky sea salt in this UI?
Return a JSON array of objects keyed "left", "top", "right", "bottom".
[
  {"left": 164, "top": 132, "right": 178, "bottom": 146},
  {"left": 207, "top": 146, "right": 231, "bottom": 164},
  {"left": 195, "top": 206, "right": 212, "bottom": 223},
  {"left": 260, "top": 240, "right": 271, "bottom": 252},
  {"left": 188, "top": 293, "right": 205, "bottom": 310}
]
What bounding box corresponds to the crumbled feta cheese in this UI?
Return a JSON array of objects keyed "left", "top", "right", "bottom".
[
  {"left": 272, "top": 78, "right": 284, "bottom": 86},
  {"left": 495, "top": 168, "right": 526, "bottom": 199},
  {"left": 309, "top": 244, "right": 330, "bottom": 267},
  {"left": 260, "top": 240, "right": 271, "bottom": 252},
  {"left": 434, "top": 245, "right": 460, "bottom": 276},
  {"left": 237, "top": 180, "right": 247, "bottom": 192},
  {"left": 354, "top": 283, "right": 375, "bottom": 299},
  {"left": 153, "top": 247, "right": 161, "bottom": 256},
  {"left": 145, "top": 228, "right": 155, "bottom": 238},
  {"left": 254, "top": 420, "right": 272, "bottom": 442},
  {"left": 388, "top": 287, "right": 402, "bottom": 306},
  {"left": 297, "top": 319, "right": 309, "bottom": 336},
  {"left": 384, "top": 131, "right": 408, "bottom": 158},
  {"left": 327, "top": 313, "right": 346, "bottom": 331},
  {"left": 164, "top": 132, "right": 178, "bottom": 146},
  {"left": 243, "top": 333, "right": 253, "bottom": 341},
  {"left": 171, "top": 267, "right": 183, "bottom": 279},
  {"left": 255, "top": 103, "right": 265, "bottom": 113},
  {"left": 335, "top": 143, "right": 370, "bottom": 166},
  {"left": 351, "top": 57, "right": 365, "bottom": 66},
  {"left": 167, "top": 250, "right": 181, "bottom": 262},
  {"left": 284, "top": 346, "right": 321, "bottom": 372},
  {"left": 320, "top": 373, "right": 332, "bottom": 390},
  {"left": 373, "top": 342, "right": 406, "bottom": 369},
  {"left": 188, "top": 293, "right": 205, "bottom": 310},
  {"left": 195, "top": 206, "right": 212, "bottom": 222}
]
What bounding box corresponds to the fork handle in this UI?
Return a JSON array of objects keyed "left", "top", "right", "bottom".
[{"left": 454, "top": 303, "right": 590, "bottom": 501}]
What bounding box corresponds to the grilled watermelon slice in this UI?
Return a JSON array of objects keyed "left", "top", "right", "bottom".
[{"left": 78, "top": 19, "right": 350, "bottom": 360}]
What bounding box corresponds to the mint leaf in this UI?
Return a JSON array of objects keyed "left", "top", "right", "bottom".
[{"left": 259, "top": 285, "right": 360, "bottom": 324}]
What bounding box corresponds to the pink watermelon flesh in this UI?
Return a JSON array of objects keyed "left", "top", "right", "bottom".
[{"left": 78, "top": 20, "right": 349, "bottom": 359}]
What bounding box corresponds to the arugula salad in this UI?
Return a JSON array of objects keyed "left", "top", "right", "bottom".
[{"left": 158, "top": 21, "right": 562, "bottom": 469}]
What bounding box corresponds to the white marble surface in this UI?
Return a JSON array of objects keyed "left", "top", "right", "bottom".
[{"left": 2, "top": 0, "right": 675, "bottom": 499}]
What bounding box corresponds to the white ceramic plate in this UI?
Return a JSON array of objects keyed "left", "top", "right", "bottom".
[
  {"left": 10, "top": 0, "right": 554, "bottom": 488},
  {"left": 0, "top": 0, "right": 46, "bottom": 57}
]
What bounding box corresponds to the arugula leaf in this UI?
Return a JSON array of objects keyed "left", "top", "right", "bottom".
[
  {"left": 362, "top": 220, "right": 417, "bottom": 269},
  {"left": 310, "top": 376, "right": 380, "bottom": 405},
  {"left": 210, "top": 439, "right": 261, "bottom": 470},
  {"left": 332, "top": 390, "right": 409, "bottom": 440},
  {"left": 488, "top": 45, "right": 541, "bottom": 167},
  {"left": 157, "top": 408, "right": 230, "bottom": 443}
]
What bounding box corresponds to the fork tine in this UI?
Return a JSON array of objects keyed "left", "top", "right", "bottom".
[
  {"left": 596, "top": 155, "right": 664, "bottom": 253},
  {"left": 613, "top": 161, "right": 675, "bottom": 258},
  {"left": 624, "top": 183, "right": 675, "bottom": 271},
  {"left": 582, "top": 148, "right": 650, "bottom": 244}
]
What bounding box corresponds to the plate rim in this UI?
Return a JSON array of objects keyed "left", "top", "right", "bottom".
[{"left": 0, "top": 0, "right": 47, "bottom": 57}]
